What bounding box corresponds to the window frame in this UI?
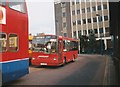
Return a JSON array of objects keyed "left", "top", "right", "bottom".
[
  {"left": 82, "top": 8, "right": 85, "bottom": 13},
  {"left": 93, "top": 17, "right": 97, "bottom": 22},
  {"left": 83, "top": 19, "right": 86, "bottom": 24},
  {"left": 73, "top": 21, "right": 76, "bottom": 26},
  {"left": 72, "top": 10, "right": 75, "bottom": 15},
  {"left": 99, "top": 28, "right": 103, "bottom": 34},
  {"left": 62, "top": 12, "right": 66, "bottom": 17},
  {"left": 98, "top": 5, "right": 101, "bottom": 10},
  {"left": 77, "top": 9, "right": 80, "bottom": 14},
  {"left": 88, "top": 18, "right": 91, "bottom": 23},
  {"left": 87, "top": 7, "right": 90, "bottom": 12},
  {"left": 104, "top": 15, "right": 108, "bottom": 21},
  {"left": 8, "top": 33, "right": 19, "bottom": 52},
  {"left": 8, "top": 0, "right": 26, "bottom": 14},
  {"left": 92, "top": 6, "right": 96, "bottom": 12},
  {"left": 77, "top": 20, "right": 81, "bottom": 25},
  {"left": 94, "top": 29, "right": 98, "bottom": 34},
  {"left": 0, "top": 0, "right": 6, "bottom": 6},
  {"left": 103, "top": 4, "right": 107, "bottom": 9},
  {"left": 0, "top": 32, "right": 7, "bottom": 52}
]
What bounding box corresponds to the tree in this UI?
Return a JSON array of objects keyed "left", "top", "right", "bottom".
[
  {"left": 79, "top": 33, "right": 89, "bottom": 53},
  {"left": 88, "top": 30, "right": 96, "bottom": 53}
]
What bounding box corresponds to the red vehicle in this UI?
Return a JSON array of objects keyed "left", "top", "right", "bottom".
[
  {"left": 0, "top": 0, "right": 29, "bottom": 84},
  {"left": 31, "top": 34, "right": 78, "bottom": 66}
]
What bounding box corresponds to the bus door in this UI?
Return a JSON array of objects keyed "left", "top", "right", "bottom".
[{"left": 58, "top": 40, "right": 63, "bottom": 63}]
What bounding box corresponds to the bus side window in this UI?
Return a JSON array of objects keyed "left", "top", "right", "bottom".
[
  {"left": 9, "top": 0, "right": 26, "bottom": 13},
  {"left": 0, "top": 33, "right": 7, "bottom": 52},
  {"left": 0, "top": 0, "right": 6, "bottom": 6},
  {"left": 9, "top": 34, "right": 18, "bottom": 52}
]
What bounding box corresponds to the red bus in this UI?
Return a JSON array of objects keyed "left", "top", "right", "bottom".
[
  {"left": 0, "top": 0, "right": 29, "bottom": 84},
  {"left": 31, "top": 34, "right": 78, "bottom": 66}
]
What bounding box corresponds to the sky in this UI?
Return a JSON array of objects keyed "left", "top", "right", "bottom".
[{"left": 26, "top": 0, "right": 55, "bottom": 35}]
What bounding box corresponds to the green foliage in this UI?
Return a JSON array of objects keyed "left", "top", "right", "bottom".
[
  {"left": 79, "top": 33, "right": 89, "bottom": 53},
  {"left": 88, "top": 30, "right": 97, "bottom": 53},
  {"left": 78, "top": 30, "right": 97, "bottom": 54}
]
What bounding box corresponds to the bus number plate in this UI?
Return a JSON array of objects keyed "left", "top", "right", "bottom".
[{"left": 40, "top": 63, "right": 47, "bottom": 65}]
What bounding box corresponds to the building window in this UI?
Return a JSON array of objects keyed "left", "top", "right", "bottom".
[
  {"left": 64, "top": 33, "right": 67, "bottom": 37},
  {"left": 0, "top": 33, "right": 7, "bottom": 52},
  {"left": 87, "top": 7, "right": 90, "bottom": 12},
  {"left": 78, "top": 30, "right": 81, "bottom": 35},
  {"left": 83, "top": 30, "right": 87, "bottom": 35},
  {"left": 72, "top": 2, "right": 75, "bottom": 5},
  {"left": 9, "top": 34, "right": 18, "bottom": 52},
  {"left": 105, "top": 27, "right": 109, "bottom": 32},
  {"left": 73, "top": 21, "right": 76, "bottom": 26},
  {"left": 82, "top": 8, "right": 85, "bottom": 13},
  {"left": 88, "top": 18, "right": 91, "bottom": 23},
  {"left": 72, "top": 10, "right": 75, "bottom": 15},
  {"left": 103, "top": 4, "right": 107, "bottom": 9},
  {"left": 63, "top": 23, "right": 66, "bottom": 27},
  {"left": 93, "top": 17, "right": 97, "bottom": 22},
  {"left": 88, "top": 30, "right": 91, "bottom": 34},
  {"left": 77, "top": 20, "right": 81, "bottom": 25},
  {"left": 99, "top": 28, "right": 103, "bottom": 33},
  {"left": 98, "top": 16, "right": 103, "bottom": 22},
  {"left": 81, "top": 0, "right": 85, "bottom": 2},
  {"left": 94, "top": 29, "right": 98, "bottom": 34},
  {"left": 77, "top": 9, "right": 80, "bottom": 14},
  {"left": 0, "top": 1, "right": 6, "bottom": 6},
  {"left": 61, "top": 2, "right": 66, "bottom": 7},
  {"left": 98, "top": 5, "right": 101, "bottom": 10},
  {"left": 92, "top": 6, "right": 96, "bottom": 11},
  {"left": 63, "top": 12, "right": 66, "bottom": 17},
  {"left": 73, "top": 31, "right": 76, "bottom": 37},
  {"left": 76, "top": 0, "right": 79, "bottom": 4},
  {"left": 83, "top": 19, "right": 86, "bottom": 24},
  {"left": 104, "top": 16, "right": 108, "bottom": 21},
  {"left": 86, "top": 0, "right": 90, "bottom": 2}
]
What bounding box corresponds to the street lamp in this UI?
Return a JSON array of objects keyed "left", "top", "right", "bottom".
[{"left": 96, "top": 14, "right": 103, "bottom": 55}]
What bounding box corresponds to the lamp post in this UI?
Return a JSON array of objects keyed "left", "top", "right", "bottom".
[{"left": 96, "top": 14, "right": 103, "bottom": 55}]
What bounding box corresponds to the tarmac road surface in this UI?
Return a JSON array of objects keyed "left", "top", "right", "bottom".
[{"left": 5, "top": 54, "right": 107, "bottom": 85}]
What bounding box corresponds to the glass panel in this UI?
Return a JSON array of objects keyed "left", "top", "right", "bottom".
[
  {"left": 9, "top": 0, "right": 26, "bottom": 13},
  {"left": 103, "top": 4, "right": 107, "bottom": 9},
  {"left": 92, "top": 6, "right": 96, "bottom": 11},
  {"left": 9, "top": 34, "right": 18, "bottom": 52},
  {"left": 32, "top": 36, "right": 58, "bottom": 53},
  {"left": 0, "top": 0, "right": 6, "bottom": 6},
  {"left": 0, "top": 33, "right": 7, "bottom": 52},
  {"left": 98, "top": 5, "right": 101, "bottom": 10},
  {"left": 104, "top": 16, "right": 108, "bottom": 21}
]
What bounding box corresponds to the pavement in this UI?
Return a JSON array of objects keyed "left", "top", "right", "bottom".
[
  {"left": 79, "top": 54, "right": 118, "bottom": 85},
  {"left": 101, "top": 55, "right": 118, "bottom": 85}
]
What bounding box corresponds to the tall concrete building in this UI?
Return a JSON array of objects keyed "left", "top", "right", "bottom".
[
  {"left": 54, "top": 0, "right": 72, "bottom": 37},
  {"left": 54, "top": 0, "right": 112, "bottom": 50}
]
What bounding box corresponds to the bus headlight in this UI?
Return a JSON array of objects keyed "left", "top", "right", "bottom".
[
  {"left": 53, "top": 58, "right": 56, "bottom": 60},
  {"left": 32, "top": 58, "right": 35, "bottom": 60}
]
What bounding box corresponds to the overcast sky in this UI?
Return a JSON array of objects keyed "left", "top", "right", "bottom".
[{"left": 26, "top": 0, "right": 55, "bottom": 35}]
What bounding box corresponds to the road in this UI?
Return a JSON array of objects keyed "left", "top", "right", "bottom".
[{"left": 6, "top": 54, "right": 107, "bottom": 85}]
